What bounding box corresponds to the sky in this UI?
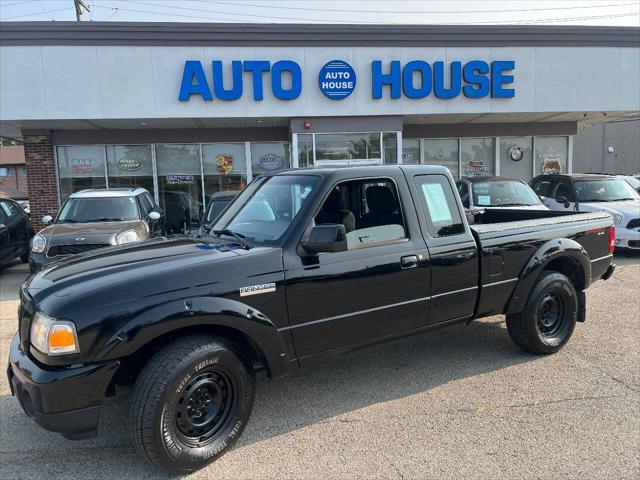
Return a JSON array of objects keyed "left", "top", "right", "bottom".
[{"left": 0, "top": 0, "right": 639, "bottom": 25}]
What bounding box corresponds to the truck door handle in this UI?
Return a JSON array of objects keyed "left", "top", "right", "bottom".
[{"left": 401, "top": 255, "right": 419, "bottom": 269}]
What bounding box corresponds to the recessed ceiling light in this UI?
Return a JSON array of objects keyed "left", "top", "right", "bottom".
[
  {"left": 256, "top": 120, "right": 263, "bottom": 124},
  {"left": 140, "top": 122, "right": 148, "bottom": 125}
]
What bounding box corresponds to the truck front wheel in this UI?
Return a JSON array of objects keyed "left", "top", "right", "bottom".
[
  {"left": 506, "top": 272, "right": 578, "bottom": 354},
  {"left": 130, "top": 335, "right": 255, "bottom": 474}
]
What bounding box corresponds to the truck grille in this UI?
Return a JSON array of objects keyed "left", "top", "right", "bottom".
[
  {"left": 47, "top": 243, "right": 111, "bottom": 257},
  {"left": 626, "top": 219, "right": 640, "bottom": 230}
]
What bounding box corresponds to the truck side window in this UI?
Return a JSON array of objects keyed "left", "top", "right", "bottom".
[
  {"left": 532, "top": 180, "right": 553, "bottom": 197},
  {"left": 414, "top": 175, "right": 465, "bottom": 237},
  {"left": 315, "top": 178, "right": 407, "bottom": 250}
]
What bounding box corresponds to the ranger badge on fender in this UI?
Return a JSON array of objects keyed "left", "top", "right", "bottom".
[{"left": 239, "top": 283, "right": 276, "bottom": 296}]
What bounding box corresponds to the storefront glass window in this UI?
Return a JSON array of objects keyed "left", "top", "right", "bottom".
[
  {"left": 314, "top": 133, "right": 381, "bottom": 163},
  {"left": 56, "top": 145, "right": 106, "bottom": 201},
  {"left": 202, "top": 143, "right": 247, "bottom": 210},
  {"left": 106, "top": 145, "right": 154, "bottom": 195},
  {"left": 383, "top": 132, "right": 397, "bottom": 164},
  {"left": 500, "top": 137, "right": 533, "bottom": 180},
  {"left": 423, "top": 139, "right": 460, "bottom": 177},
  {"left": 461, "top": 138, "right": 495, "bottom": 177},
  {"left": 251, "top": 142, "right": 291, "bottom": 176},
  {"left": 155, "top": 144, "right": 203, "bottom": 234},
  {"left": 402, "top": 139, "right": 420, "bottom": 165},
  {"left": 297, "top": 134, "right": 313, "bottom": 168},
  {"left": 534, "top": 137, "right": 568, "bottom": 175}
]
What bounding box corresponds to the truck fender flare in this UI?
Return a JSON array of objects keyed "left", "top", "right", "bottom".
[
  {"left": 96, "top": 296, "right": 290, "bottom": 378},
  {"left": 505, "top": 238, "right": 591, "bottom": 315}
]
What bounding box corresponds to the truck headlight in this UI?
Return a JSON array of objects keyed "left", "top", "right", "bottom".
[
  {"left": 612, "top": 214, "right": 623, "bottom": 226},
  {"left": 117, "top": 229, "right": 139, "bottom": 244},
  {"left": 31, "top": 234, "right": 46, "bottom": 253},
  {"left": 30, "top": 312, "right": 79, "bottom": 355}
]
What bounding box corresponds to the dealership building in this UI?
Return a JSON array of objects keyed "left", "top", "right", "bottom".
[{"left": 0, "top": 22, "right": 638, "bottom": 229}]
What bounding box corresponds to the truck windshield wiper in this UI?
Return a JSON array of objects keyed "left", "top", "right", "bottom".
[
  {"left": 94, "top": 217, "right": 125, "bottom": 222},
  {"left": 211, "top": 229, "right": 252, "bottom": 249}
]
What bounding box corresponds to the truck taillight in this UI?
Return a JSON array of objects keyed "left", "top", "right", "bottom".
[{"left": 609, "top": 226, "right": 615, "bottom": 254}]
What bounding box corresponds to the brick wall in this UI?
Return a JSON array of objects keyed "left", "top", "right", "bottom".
[{"left": 24, "top": 133, "right": 58, "bottom": 231}]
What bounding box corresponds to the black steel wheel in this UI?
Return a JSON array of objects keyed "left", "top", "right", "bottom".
[
  {"left": 175, "top": 369, "right": 234, "bottom": 446},
  {"left": 506, "top": 271, "right": 578, "bottom": 354},
  {"left": 130, "top": 335, "right": 255, "bottom": 474}
]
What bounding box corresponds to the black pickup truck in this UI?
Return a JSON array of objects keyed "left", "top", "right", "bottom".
[{"left": 8, "top": 165, "right": 615, "bottom": 473}]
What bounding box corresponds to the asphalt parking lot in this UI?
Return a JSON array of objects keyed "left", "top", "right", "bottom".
[{"left": 0, "top": 254, "right": 638, "bottom": 479}]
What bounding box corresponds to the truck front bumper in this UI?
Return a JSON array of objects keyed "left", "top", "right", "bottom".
[{"left": 6, "top": 334, "right": 119, "bottom": 440}]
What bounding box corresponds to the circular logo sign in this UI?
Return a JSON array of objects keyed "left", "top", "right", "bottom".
[
  {"left": 507, "top": 145, "right": 523, "bottom": 163},
  {"left": 259, "top": 154, "right": 283, "bottom": 171},
  {"left": 118, "top": 157, "right": 143, "bottom": 171},
  {"left": 318, "top": 60, "right": 356, "bottom": 100}
]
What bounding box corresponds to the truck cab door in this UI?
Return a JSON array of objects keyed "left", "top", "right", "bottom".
[
  {"left": 410, "top": 174, "right": 479, "bottom": 324},
  {"left": 283, "top": 173, "right": 431, "bottom": 361}
]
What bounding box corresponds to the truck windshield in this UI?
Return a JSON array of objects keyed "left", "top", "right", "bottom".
[
  {"left": 575, "top": 179, "right": 640, "bottom": 202},
  {"left": 210, "top": 175, "right": 321, "bottom": 245},
  {"left": 472, "top": 181, "right": 541, "bottom": 207},
  {"left": 57, "top": 197, "right": 140, "bottom": 223}
]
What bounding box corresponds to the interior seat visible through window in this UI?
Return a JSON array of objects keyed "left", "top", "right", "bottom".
[
  {"left": 315, "top": 188, "right": 355, "bottom": 233},
  {"left": 312, "top": 178, "right": 407, "bottom": 250},
  {"left": 359, "top": 185, "right": 402, "bottom": 228}
]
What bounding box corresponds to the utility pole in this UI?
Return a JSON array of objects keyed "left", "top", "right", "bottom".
[{"left": 74, "top": 0, "right": 91, "bottom": 21}]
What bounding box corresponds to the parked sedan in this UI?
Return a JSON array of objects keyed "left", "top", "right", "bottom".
[
  {"left": 0, "top": 197, "right": 33, "bottom": 269},
  {"left": 456, "top": 176, "right": 548, "bottom": 211},
  {"left": 530, "top": 173, "right": 640, "bottom": 250},
  {"left": 30, "top": 188, "right": 164, "bottom": 272}
]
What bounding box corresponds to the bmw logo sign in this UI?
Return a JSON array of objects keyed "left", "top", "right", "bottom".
[{"left": 318, "top": 60, "right": 356, "bottom": 100}]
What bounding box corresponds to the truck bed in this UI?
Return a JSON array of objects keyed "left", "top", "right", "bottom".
[{"left": 469, "top": 209, "right": 614, "bottom": 318}]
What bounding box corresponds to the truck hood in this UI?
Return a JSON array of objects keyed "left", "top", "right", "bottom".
[
  {"left": 25, "top": 236, "right": 274, "bottom": 310},
  {"left": 37, "top": 220, "right": 146, "bottom": 247}
]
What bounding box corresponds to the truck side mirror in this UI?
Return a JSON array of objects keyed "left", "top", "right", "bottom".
[
  {"left": 148, "top": 211, "right": 161, "bottom": 221},
  {"left": 555, "top": 196, "right": 571, "bottom": 208},
  {"left": 301, "top": 224, "right": 348, "bottom": 255},
  {"left": 42, "top": 214, "right": 53, "bottom": 225}
]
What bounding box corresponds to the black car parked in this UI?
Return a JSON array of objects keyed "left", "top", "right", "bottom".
[
  {"left": 0, "top": 197, "right": 33, "bottom": 269},
  {"left": 8, "top": 165, "right": 615, "bottom": 474}
]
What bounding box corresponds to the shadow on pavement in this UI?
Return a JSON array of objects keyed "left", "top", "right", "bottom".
[{"left": 1, "top": 317, "right": 536, "bottom": 478}]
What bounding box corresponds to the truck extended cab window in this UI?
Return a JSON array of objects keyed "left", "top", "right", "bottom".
[{"left": 415, "top": 175, "right": 464, "bottom": 237}]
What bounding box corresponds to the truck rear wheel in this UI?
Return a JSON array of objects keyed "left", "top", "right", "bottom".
[
  {"left": 130, "top": 335, "right": 255, "bottom": 474},
  {"left": 506, "top": 271, "right": 578, "bottom": 354}
]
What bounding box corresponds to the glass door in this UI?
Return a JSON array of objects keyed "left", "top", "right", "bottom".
[{"left": 155, "top": 144, "right": 203, "bottom": 234}]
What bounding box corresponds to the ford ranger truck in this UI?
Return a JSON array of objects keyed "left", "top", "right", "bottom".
[{"left": 7, "top": 165, "right": 616, "bottom": 473}]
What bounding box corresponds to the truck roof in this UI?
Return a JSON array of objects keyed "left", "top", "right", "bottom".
[
  {"left": 70, "top": 188, "right": 149, "bottom": 198},
  {"left": 271, "top": 164, "right": 452, "bottom": 178}
]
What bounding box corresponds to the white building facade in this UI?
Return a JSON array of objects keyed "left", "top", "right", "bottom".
[{"left": 0, "top": 22, "right": 638, "bottom": 228}]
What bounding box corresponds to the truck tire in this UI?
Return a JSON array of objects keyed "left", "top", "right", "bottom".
[
  {"left": 506, "top": 271, "right": 578, "bottom": 355},
  {"left": 130, "top": 335, "right": 255, "bottom": 474}
]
